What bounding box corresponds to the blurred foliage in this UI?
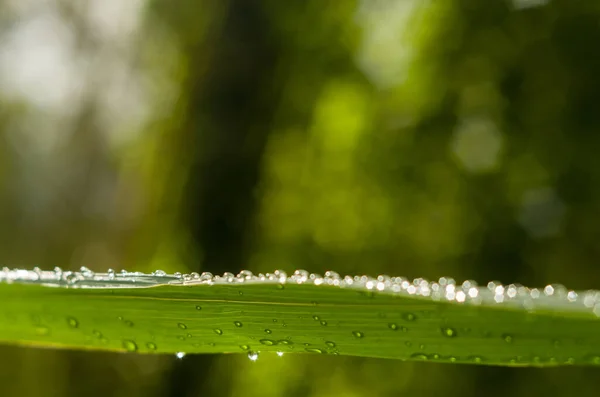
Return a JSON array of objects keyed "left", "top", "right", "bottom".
[{"left": 1, "top": 0, "right": 600, "bottom": 396}]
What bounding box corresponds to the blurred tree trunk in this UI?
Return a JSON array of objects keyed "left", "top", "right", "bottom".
[{"left": 152, "top": 1, "right": 282, "bottom": 396}]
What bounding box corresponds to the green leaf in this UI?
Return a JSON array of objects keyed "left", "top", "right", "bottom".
[{"left": 1, "top": 267, "right": 600, "bottom": 366}]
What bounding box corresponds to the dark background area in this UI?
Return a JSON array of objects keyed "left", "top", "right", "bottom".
[{"left": 1, "top": 0, "right": 600, "bottom": 395}]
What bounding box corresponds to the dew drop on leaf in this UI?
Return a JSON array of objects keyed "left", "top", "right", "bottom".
[
  {"left": 125, "top": 320, "right": 134, "bottom": 327},
  {"left": 388, "top": 323, "right": 398, "bottom": 330},
  {"left": 276, "top": 351, "right": 284, "bottom": 357},
  {"left": 178, "top": 323, "right": 187, "bottom": 329},
  {"left": 277, "top": 339, "right": 292, "bottom": 345},
  {"left": 92, "top": 330, "right": 102, "bottom": 338},
  {"left": 240, "top": 345, "right": 250, "bottom": 351},
  {"left": 503, "top": 334, "right": 513, "bottom": 343},
  {"left": 352, "top": 331, "right": 364, "bottom": 339},
  {"left": 320, "top": 320, "right": 327, "bottom": 326},
  {"left": 195, "top": 305, "right": 202, "bottom": 311},
  {"left": 122, "top": 340, "right": 138, "bottom": 352},
  {"left": 259, "top": 339, "right": 276, "bottom": 346},
  {"left": 469, "top": 355, "right": 483, "bottom": 363},
  {"left": 234, "top": 321, "right": 243, "bottom": 328},
  {"left": 35, "top": 326, "right": 50, "bottom": 336},
  {"left": 186, "top": 333, "right": 192, "bottom": 338},
  {"left": 264, "top": 329, "right": 272, "bottom": 334},
  {"left": 441, "top": 327, "right": 457, "bottom": 337},
  {"left": 176, "top": 352, "right": 186, "bottom": 359},
  {"left": 312, "top": 315, "right": 320, "bottom": 321},
  {"left": 325, "top": 341, "right": 336, "bottom": 348},
  {"left": 410, "top": 353, "right": 428, "bottom": 361},
  {"left": 213, "top": 328, "right": 223, "bottom": 335},
  {"left": 404, "top": 313, "right": 416, "bottom": 321},
  {"left": 587, "top": 355, "right": 600, "bottom": 365},
  {"left": 305, "top": 347, "right": 325, "bottom": 354},
  {"left": 67, "top": 317, "right": 79, "bottom": 329},
  {"left": 177, "top": 336, "right": 185, "bottom": 341},
  {"left": 247, "top": 351, "right": 259, "bottom": 361},
  {"left": 146, "top": 342, "right": 157, "bottom": 350}
]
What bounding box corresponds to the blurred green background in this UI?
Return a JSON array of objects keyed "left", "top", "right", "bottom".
[{"left": 2, "top": 0, "right": 600, "bottom": 395}]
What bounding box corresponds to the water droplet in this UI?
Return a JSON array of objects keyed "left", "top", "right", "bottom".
[
  {"left": 325, "top": 341, "right": 336, "bottom": 348},
  {"left": 276, "top": 351, "right": 284, "bottom": 356},
  {"left": 195, "top": 305, "right": 202, "bottom": 311},
  {"left": 177, "top": 336, "right": 185, "bottom": 341},
  {"left": 153, "top": 270, "right": 166, "bottom": 277},
  {"left": 247, "top": 351, "right": 259, "bottom": 361},
  {"left": 122, "top": 340, "right": 138, "bottom": 352},
  {"left": 260, "top": 339, "right": 276, "bottom": 346},
  {"left": 502, "top": 334, "right": 513, "bottom": 343},
  {"left": 264, "top": 329, "right": 272, "bottom": 334},
  {"left": 65, "top": 272, "right": 79, "bottom": 285},
  {"left": 240, "top": 345, "right": 250, "bottom": 351},
  {"left": 587, "top": 355, "right": 600, "bottom": 365},
  {"left": 146, "top": 342, "right": 157, "bottom": 350},
  {"left": 35, "top": 326, "right": 50, "bottom": 336},
  {"left": 404, "top": 313, "right": 416, "bottom": 321},
  {"left": 67, "top": 317, "right": 79, "bottom": 328},
  {"left": 441, "top": 327, "right": 457, "bottom": 337},
  {"left": 178, "top": 323, "right": 187, "bottom": 329},
  {"left": 176, "top": 352, "right": 186, "bottom": 359},
  {"left": 468, "top": 355, "right": 483, "bottom": 363},
  {"left": 80, "top": 266, "right": 95, "bottom": 278},
  {"left": 124, "top": 320, "right": 134, "bottom": 327},
  {"left": 92, "top": 330, "right": 102, "bottom": 338},
  {"left": 272, "top": 319, "right": 278, "bottom": 322},
  {"left": 388, "top": 323, "right": 398, "bottom": 330},
  {"left": 400, "top": 326, "right": 408, "bottom": 332},
  {"left": 277, "top": 339, "right": 292, "bottom": 345},
  {"left": 305, "top": 347, "right": 325, "bottom": 354},
  {"left": 352, "top": 331, "right": 364, "bottom": 338},
  {"left": 213, "top": 328, "right": 223, "bottom": 335},
  {"left": 312, "top": 315, "right": 320, "bottom": 321},
  {"left": 410, "top": 353, "right": 428, "bottom": 361},
  {"left": 320, "top": 320, "right": 327, "bottom": 326},
  {"left": 186, "top": 333, "right": 192, "bottom": 338},
  {"left": 234, "top": 321, "right": 243, "bottom": 328}
]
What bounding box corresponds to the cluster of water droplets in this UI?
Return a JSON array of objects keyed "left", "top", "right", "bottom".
[{"left": 2, "top": 267, "right": 600, "bottom": 316}]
